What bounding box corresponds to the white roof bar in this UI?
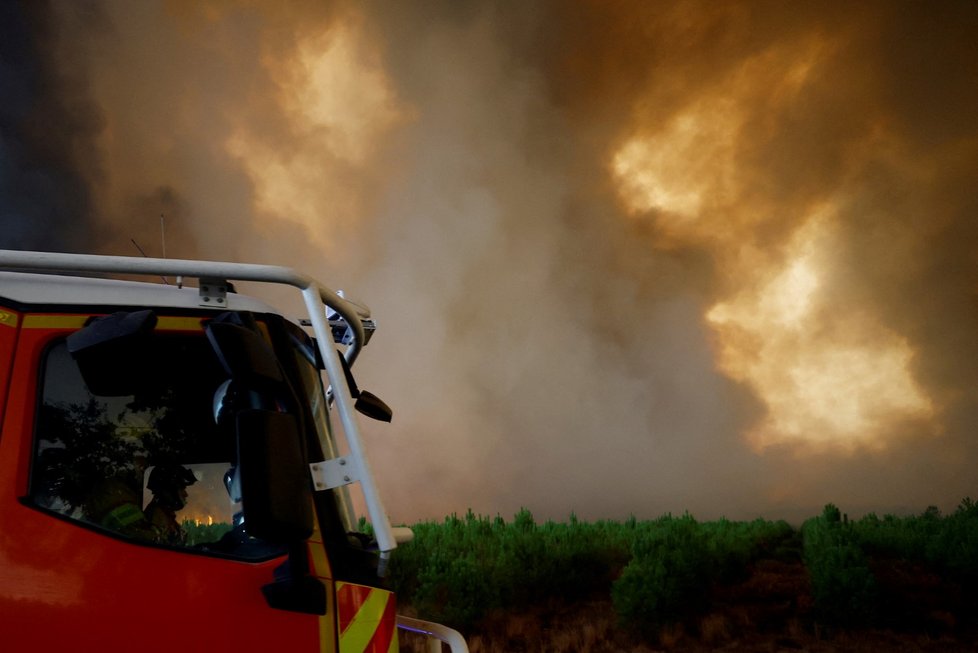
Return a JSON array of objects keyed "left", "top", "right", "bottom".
[{"left": 0, "top": 249, "right": 370, "bottom": 361}]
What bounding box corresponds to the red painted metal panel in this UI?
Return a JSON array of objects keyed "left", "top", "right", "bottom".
[{"left": 0, "top": 314, "right": 327, "bottom": 652}]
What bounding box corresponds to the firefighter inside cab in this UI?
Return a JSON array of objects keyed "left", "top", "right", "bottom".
[
  {"left": 85, "top": 463, "right": 198, "bottom": 546},
  {"left": 144, "top": 464, "right": 198, "bottom": 545}
]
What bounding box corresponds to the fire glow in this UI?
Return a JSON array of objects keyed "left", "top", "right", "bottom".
[
  {"left": 225, "top": 9, "right": 406, "bottom": 255},
  {"left": 610, "top": 38, "right": 937, "bottom": 453},
  {"left": 704, "top": 215, "right": 934, "bottom": 451}
]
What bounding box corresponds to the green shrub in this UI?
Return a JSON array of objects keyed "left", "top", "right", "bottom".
[
  {"left": 389, "top": 509, "right": 633, "bottom": 630},
  {"left": 802, "top": 505, "right": 878, "bottom": 626},
  {"left": 612, "top": 515, "right": 711, "bottom": 635},
  {"left": 388, "top": 506, "right": 808, "bottom": 636}
]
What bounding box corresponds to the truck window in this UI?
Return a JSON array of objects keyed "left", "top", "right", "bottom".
[{"left": 29, "top": 334, "right": 285, "bottom": 560}]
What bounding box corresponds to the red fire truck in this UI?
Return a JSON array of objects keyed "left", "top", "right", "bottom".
[{"left": 0, "top": 250, "right": 466, "bottom": 652}]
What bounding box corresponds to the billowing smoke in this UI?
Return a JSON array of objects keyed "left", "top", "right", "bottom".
[
  {"left": 3, "top": 0, "right": 978, "bottom": 523},
  {"left": 0, "top": 2, "right": 104, "bottom": 252}
]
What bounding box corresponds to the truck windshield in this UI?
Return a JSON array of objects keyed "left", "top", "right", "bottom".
[{"left": 29, "top": 327, "right": 285, "bottom": 560}]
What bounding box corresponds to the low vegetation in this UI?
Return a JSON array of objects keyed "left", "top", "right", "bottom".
[{"left": 391, "top": 500, "right": 978, "bottom": 650}]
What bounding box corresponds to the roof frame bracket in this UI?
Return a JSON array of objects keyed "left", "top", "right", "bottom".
[
  {"left": 309, "top": 457, "right": 360, "bottom": 491},
  {"left": 198, "top": 278, "right": 229, "bottom": 307}
]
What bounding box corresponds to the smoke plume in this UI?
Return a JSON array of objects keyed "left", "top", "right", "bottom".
[{"left": 3, "top": 0, "right": 978, "bottom": 523}]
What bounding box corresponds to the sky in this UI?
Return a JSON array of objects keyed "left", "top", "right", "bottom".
[{"left": 2, "top": 0, "right": 978, "bottom": 524}]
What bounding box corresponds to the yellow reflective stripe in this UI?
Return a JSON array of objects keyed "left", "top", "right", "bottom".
[
  {"left": 312, "top": 540, "right": 335, "bottom": 653},
  {"left": 320, "top": 609, "right": 336, "bottom": 653},
  {"left": 103, "top": 503, "right": 145, "bottom": 529},
  {"left": 308, "top": 518, "right": 333, "bottom": 579},
  {"left": 155, "top": 316, "right": 204, "bottom": 331},
  {"left": 310, "top": 542, "right": 331, "bottom": 578},
  {"left": 308, "top": 512, "right": 336, "bottom": 653},
  {"left": 23, "top": 315, "right": 87, "bottom": 329},
  {"left": 21, "top": 315, "right": 204, "bottom": 331},
  {"left": 338, "top": 584, "right": 390, "bottom": 652},
  {"left": 0, "top": 309, "right": 17, "bottom": 327}
]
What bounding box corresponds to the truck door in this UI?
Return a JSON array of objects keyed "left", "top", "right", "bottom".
[{"left": 0, "top": 312, "right": 337, "bottom": 652}]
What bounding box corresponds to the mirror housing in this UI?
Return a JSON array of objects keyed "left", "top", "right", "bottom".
[
  {"left": 66, "top": 310, "right": 158, "bottom": 395},
  {"left": 236, "top": 409, "right": 314, "bottom": 544},
  {"left": 355, "top": 390, "right": 393, "bottom": 423}
]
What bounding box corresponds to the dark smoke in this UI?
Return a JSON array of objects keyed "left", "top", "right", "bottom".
[
  {"left": 3, "top": 0, "right": 978, "bottom": 525},
  {"left": 0, "top": 1, "right": 105, "bottom": 252}
]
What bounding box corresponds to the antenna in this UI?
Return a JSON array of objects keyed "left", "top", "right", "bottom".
[
  {"left": 130, "top": 238, "right": 148, "bottom": 258},
  {"left": 130, "top": 238, "right": 169, "bottom": 285}
]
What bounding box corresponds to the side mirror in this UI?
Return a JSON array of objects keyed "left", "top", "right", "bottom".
[
  {"left": 237, "top": 409, "right": 313, "bottom": 544},
  {"left": 355, "top": 390, "right": 393, "bottom": 423},
  {"left": 335, "top": 348, "right": 393, "bottom": 422}
]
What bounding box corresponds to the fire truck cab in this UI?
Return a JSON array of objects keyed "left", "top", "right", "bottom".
[{"left": 0, "top": 250, "right": 466, "bottom": 652}]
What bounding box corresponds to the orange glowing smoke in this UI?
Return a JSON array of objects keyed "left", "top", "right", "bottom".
[
  {"left": 705, "top": 213, "right": 933, "bottom": 451},
  {"left": 226, "top": 10, "right": 407, "bottom": 254},
  {"left": 612, "top": 37, "right": 936, "bottom": 453},
  {"left": 31, "top": 0, "right": 976, "bottom": 521}
]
